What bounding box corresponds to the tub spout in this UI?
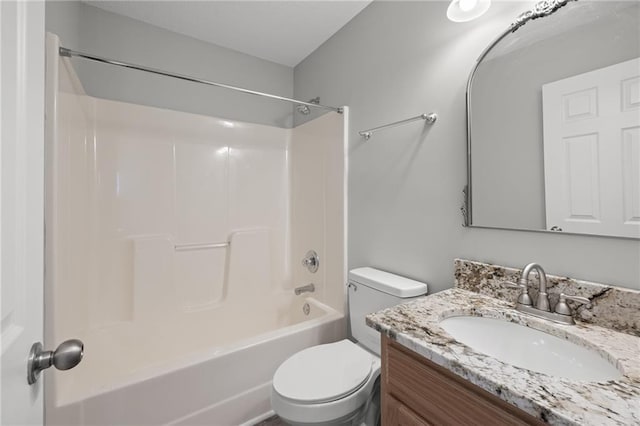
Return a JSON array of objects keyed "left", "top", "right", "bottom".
[{"left": 294, "top": 283, "right": 315, "bottom": 295}]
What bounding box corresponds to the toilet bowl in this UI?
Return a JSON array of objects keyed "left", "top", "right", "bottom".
[
  {"left": 272, "top": 340, "right": 380, "bottom": 425},
  {"left": 271, "top": 268, "right": 428, "bottom": 425}
]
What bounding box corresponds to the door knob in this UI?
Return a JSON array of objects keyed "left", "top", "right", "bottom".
[{"left": 27, "top": 339, "right": 84, "bottom": 385}]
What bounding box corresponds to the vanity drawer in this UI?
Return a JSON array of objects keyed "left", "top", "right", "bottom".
[{"left": 381, "top": 335, "right": 543, "bottom": 426}]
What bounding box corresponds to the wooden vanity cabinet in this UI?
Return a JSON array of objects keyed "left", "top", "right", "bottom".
[{"left": 381, "top": 335, "right": 543, "bottom": 426}]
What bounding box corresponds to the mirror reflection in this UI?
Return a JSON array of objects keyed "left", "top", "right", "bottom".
[{"left": 468, "top": 1, "right": 640, "bottom": 238}]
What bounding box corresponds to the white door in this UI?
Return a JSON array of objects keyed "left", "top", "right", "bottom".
[
  {"left": 1, "top": 1, "right": 45, "bottom": 424},
  {"left": 542, "top": 57, "right": 640, "bottom": 238}
]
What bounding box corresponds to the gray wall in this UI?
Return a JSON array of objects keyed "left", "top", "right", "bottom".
[
  {"left": 46, "top": 1, "right": 294, "bottom": 127},
  {"left": 472, "top": 2, "right": 640, "bottom": 230},
  {"left": 294, "top": 1, "right": 640, "bottom": 291}
]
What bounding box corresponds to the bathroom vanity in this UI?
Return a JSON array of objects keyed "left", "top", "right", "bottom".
[
  {"left": 381, "top": 335, "right": 541, "bottom": 425},
  {"left": 367, "top": 260, "right": 640, "bottom": 425}
]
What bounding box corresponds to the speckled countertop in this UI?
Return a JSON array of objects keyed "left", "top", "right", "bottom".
[{"left": 366, "top": 262, "right": 640, "bottom": 425}]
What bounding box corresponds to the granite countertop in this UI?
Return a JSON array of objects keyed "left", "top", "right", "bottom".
[{"left": 366, "top": 288, "right": 640, "bottom": 425}]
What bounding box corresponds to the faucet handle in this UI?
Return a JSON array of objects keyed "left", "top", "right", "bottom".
[
  {"left": 301, "top": 250, "right": 319, "bottom": 273},
  {"left": 554, "top": 293, "right": 591, "bottom": 316},
  {"left": 502, "top": 281, "right": 533, "bottom": 306},
  {"left": 502, "top": 280, "right": 521, "bottom": 289}
]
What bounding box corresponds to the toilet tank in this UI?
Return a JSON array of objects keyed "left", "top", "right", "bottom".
[{"left": 348, "top": 267, "right": 428, "bottom": 355}]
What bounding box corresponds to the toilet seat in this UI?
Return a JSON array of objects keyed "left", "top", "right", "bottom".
[
  {"left": 271, "top": 339, "right": 381, "bottom": 424},
  {"left": 273, "top": 340, "right": 374, "bottom": 403}
]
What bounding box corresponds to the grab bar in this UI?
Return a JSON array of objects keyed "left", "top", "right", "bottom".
[{"left": 174, "top": 242, "right": 229, "bottom": 252}]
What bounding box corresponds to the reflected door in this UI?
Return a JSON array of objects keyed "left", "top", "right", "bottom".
[{"left": 542, "top": 57, "right": 640, "bottom": 238}]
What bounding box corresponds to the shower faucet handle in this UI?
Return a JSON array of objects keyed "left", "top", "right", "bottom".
[{"left": 301, "top": 250, "right": 319, "bottom": 273}]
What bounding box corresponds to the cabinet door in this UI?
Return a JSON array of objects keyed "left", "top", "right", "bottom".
[
  {"left": 383, "top": 394, "right": 432, "bottom": 426},
  {"left": 381, "top": 335, "right": 542, "bottom": 426}
]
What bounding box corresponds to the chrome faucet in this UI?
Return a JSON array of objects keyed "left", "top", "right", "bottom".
[
  {"left": 520, "top": 263, "right": 550, "bottom": 311},
  {"left": 294, "top": 283, "right": 315, "bottom": 295},
  {"left": 504, "top": 263, "right": 590, "bottom": 325}
]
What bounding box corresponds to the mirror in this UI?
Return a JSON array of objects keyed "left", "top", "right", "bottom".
[{"left": 467, "top": 0, "right": 640, "bottom": 239}]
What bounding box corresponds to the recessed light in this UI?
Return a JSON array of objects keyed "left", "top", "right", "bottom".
[{"left": 447, "top": 0, "right": 491, "bottom": 22}]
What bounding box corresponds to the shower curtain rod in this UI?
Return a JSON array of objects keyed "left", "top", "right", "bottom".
[{"left": 59, "top": 47, "right": 343, "bottom": 114}]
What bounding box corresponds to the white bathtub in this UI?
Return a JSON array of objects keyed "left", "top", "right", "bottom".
[{"left": 47, "top": 296, "right": 345, "bottom": 426}]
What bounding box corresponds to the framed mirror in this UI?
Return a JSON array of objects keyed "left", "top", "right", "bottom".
[{"left": 466, "top": 0, "right": 640, "bottom": 239}]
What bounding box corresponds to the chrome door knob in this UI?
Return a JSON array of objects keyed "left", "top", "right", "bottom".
[{"left": 27, "top": 339, "right": 84, "bottom": 385}]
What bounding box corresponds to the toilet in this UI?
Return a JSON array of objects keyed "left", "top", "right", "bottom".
[{"left": 271, "top": 267, "right": 428, "bottom": 425}]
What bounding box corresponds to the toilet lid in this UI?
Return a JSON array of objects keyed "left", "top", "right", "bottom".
[{"left": 273, "top": 340, "right": 374, "bottom": 404}]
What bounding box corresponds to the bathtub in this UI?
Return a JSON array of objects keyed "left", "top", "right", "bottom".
[{"left": 47, "top": 296, "right": 345, "bottom": 426}]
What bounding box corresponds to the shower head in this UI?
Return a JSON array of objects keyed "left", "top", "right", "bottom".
[{"left": 296, "top": 97, "right": 320, "bottom": 115}]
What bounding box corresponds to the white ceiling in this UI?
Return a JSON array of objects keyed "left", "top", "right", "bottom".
[{"left": 84, "top": 1, "right": 372, "bottom": 67}]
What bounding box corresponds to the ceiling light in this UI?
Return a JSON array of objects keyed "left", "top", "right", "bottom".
[
  {"left": 459, "top": 0, "right": 478, "bottom": 12},
  {"left": 447, "top": 0, "right": 491, "bottom": 22}
]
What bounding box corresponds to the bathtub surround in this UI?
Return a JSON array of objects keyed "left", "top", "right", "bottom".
[
  {"left": 455, "top": 259, "right": 640, "bottom": 336},
  {"left": 291, "top": 112, "right": 348, "bottom": 314},
  {"left": 48, "top": 55, "right": 293, "bottom": 332},
  {"left": 45, "top": 34, "right": 346, "bottom": 425},
  {"left": 366, "top": 262, "right": 640, "bottom": 425},
  {"left": 293, "top": 1, "right": 640, "bottom": 291}
]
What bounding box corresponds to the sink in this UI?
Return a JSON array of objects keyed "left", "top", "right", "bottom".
[{"left": 439, "top": 316, "right": 622, "bottom": 381}]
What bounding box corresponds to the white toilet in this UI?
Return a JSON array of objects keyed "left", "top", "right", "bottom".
[{"left": 271, "top": 267, "right": 428, "bottom": 425}]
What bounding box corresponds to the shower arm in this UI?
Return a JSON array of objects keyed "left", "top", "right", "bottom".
[{"left": 59, "top": 47, "right": 343, "bottom": 114}]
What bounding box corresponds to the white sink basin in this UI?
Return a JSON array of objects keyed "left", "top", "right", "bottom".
[{"left": 439, "top": 316, "right": 622, "bottom": 381}]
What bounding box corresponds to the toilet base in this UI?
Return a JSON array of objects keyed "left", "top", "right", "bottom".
[{"left": 279, "top": 377, "right": 380, "bottom": 426}]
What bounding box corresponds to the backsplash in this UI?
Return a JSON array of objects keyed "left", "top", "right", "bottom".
[{"left": 454, "top": 259, "right": 640, "bottom": 337}]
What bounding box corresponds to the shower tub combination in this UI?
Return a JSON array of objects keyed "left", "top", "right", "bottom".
[{"left": 44, "top": 34, "right": 347, "bottom": 425}]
